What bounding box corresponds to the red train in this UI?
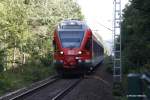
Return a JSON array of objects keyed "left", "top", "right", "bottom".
[{"left": 53, "top": 20, "right": 104, "bottom": 75}]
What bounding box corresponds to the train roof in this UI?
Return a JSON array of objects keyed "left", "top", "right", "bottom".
[{"left": 57, "top": 20, "right": 88, "bottom": 30}]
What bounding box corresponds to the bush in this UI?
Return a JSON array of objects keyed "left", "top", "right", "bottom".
[
  {"left": 40, "top": 52, "right": 53, "bottom": 66},
  {"left": 0, "top": 62, "right": 55, "bottom": 96},
  {"left": 104, "top": 56, "right": 113, "bottom": 74},
  {"left": 0, "top": 64, "right": 4, "bottom": 73},
  {"left": 40, "top": 57, "right": 52, "bottom": 67},
  {"left": 144, "top": 63, "right": 150, "bottom": 72},
  {"left": 0, "top": 78, "right": 12, "bottom": 92},
  {"left": 106, "top": 66, "right": 113, "bottom": 74},
  {"left": 113, "top": 83, "right": 124, "bottom": 96}
]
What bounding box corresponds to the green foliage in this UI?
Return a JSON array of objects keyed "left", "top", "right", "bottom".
[
  {"left": 22, "top": 64, "right": 54, "bottom": 82},
  {"left": 121, "top": 0, "right": 150, "bottom": 72},
  {"left": 104, "top": 56, "right": 113, "bottom": 74},
  {"left": 0, "top": 63, "right": 55, "bottom": 95},
  {"left": 0, "top": 0, "right": 84, "bottom": 70},
  {"left": 40, "top": 52, "right": 53, "bottom": 66},
  {"left": 113, "top": 82, "right": 127, "bottom": 100},
  {"left": 0, "top": 64, "right": 4, "bottom": 73},
  {"left": 0, "top": 0, "right": 83, "bottom": 95}
]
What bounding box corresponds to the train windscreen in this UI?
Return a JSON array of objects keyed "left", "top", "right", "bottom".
[{"left": 59, "top": 31, "right": 84, "bottom": 48}]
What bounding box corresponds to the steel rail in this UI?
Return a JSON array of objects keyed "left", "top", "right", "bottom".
[
  {"left": 52, "top": 79, "right": 82, "bottom": 100},
  {"left": 10, "top": 76, "right": 59, "bottom": 100}
]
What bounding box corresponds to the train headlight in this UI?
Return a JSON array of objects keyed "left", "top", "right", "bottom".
[
  {"left": 78, "top": 51, "right": 82, "bottom": 55},
  {"left": 75, "top": 57, "right": 80, "bottom": 59},
  {"left": 60, "top": 51, "right": 64, "bottom": 55}
]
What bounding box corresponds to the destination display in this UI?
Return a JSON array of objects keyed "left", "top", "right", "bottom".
[{"left": 62, "top": 25, "right": 82, "bottom": 29}]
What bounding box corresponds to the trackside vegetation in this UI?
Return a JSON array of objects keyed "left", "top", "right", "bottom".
[
  {"left": 0, "top": 0, "right": 83, "bottom": 95},
  {"left": 114, "top": 0, "right": 150, "bottom": 100},
  {"left": 121, "top": 0, "right": 150, "bottom": 73}
]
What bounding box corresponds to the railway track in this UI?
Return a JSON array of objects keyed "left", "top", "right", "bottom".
[
  {"left": 51, "top": 79, "right": 81, "bottom": 100},
  {"left": 10, "top": 78, "right": 59, "bottom": 100},
  {"left": 1, "top": 75, "right": 82, "bottom": 100},
  {"left": 0, "top": 75, "right": 59, "bottom": 100},
  {"left": 0, "top": 65, "right": 112, "bottom": 100}
]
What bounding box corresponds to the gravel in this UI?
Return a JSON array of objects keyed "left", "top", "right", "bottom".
[
  {"left": 5, "top": 64, "right": 114, "bottom": 100},
  {"left": 22, "top": 79, "right": 76, "bottom": 100},
  {"left": 62, "top": 64, "right": 114, "bottom": 100}
]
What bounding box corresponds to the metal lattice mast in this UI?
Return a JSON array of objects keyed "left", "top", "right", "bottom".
[{"left": 113, "top": 0, "right": 122, "bottom": 82}]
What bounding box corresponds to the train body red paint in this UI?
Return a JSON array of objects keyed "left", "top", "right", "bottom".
[{"left": 53, "top": 20, "right": 104, "bottom": 75}]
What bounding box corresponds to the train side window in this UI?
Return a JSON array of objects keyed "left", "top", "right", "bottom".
[{"left": 85, "top": 37, "right": 92, "bottom": 51}]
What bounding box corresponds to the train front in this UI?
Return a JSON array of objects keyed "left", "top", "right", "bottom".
[{"left": 53, "top": 20, "right": 92, "bottom": 75}]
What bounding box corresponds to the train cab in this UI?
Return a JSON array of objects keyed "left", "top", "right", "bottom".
[{"left": 53, "top": 20, "right": 103, "bottom": 75}]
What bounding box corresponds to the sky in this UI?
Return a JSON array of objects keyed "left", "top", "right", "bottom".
[{"left": 77, "top": 0, "right": 129, "bottom": 52}]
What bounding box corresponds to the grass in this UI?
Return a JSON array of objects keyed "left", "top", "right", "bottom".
[
  {"left": 104, "top": 56, "right": 150, "bottom": 100},
  {"left": 104, "top": 55, "right": 128, "bottom": 100},
  {"left": 104, "top": 55, "right": 113, "bottom": 74},
  {"left": 0, "top": 62, "right": 56, "bottom": 96},
  {"left": 114, "top": 96, "right": 128, "bottom": 100}
]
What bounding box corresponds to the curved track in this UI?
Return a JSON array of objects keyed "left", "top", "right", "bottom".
[
  {"left": 7, "top": 77, "right": 82, "bottom": 100},
  {"left": 10, "top": 78, "right": 59, "bottom": 100},
  {"left": 51, "top": 79, "right": 81, "bottom": 100}
]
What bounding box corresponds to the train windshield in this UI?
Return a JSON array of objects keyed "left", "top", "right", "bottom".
[{"left": 59, "top": 31, "right": 84, "bottom": 48}]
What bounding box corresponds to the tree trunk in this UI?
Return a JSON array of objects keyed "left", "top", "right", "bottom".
[
  {"left": 23, "top": 53, "right": 26, "bottom": 64},
  {"left": 12, "top": 46, "right": 16, "bottom": 69}
]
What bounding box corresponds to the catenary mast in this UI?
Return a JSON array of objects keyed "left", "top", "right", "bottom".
[{"left": 113, "top": 0, "right": 122, "bottom": 82}]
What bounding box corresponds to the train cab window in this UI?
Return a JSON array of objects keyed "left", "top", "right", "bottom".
[
  {"left": 59, "top": 31, "right": 84, "bottom": 48},
  {"left": 85, "top": 37, "right": 92, "bottom": 51}
]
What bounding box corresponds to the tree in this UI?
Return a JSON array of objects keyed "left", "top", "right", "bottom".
[
  {"left": 121, "top": 0, "right": 150, "bottom": 71},
  {"left": 0, "top": 0, "right": 84, "bottom": 71}
]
